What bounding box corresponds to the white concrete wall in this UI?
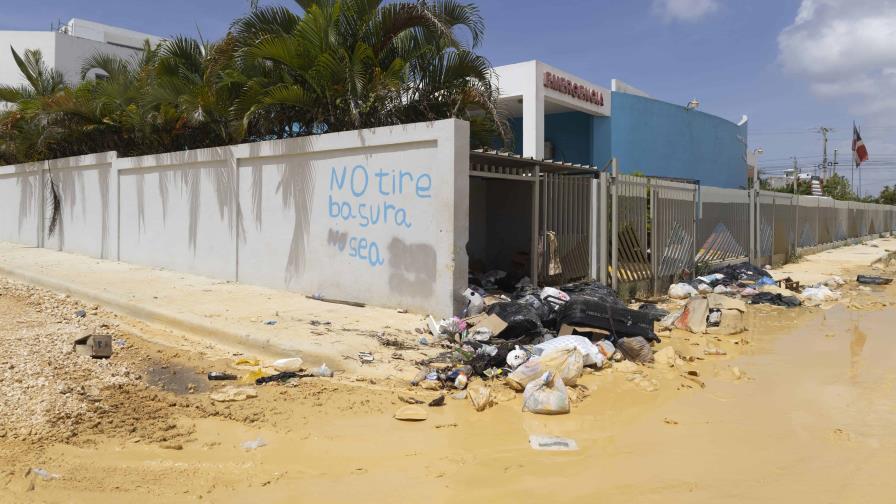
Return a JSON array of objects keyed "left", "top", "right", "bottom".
[
  {"left": 0, "top": 119, "right": 469, "bottom": 316},
  {"left": 0, "top": 32, "right": 57, "bottom": 88},
  {"left": 0, "top": 162, "right": 42, "bottom": 246},
  {"left": 44, "top": 152, "right": 117, "bottom": 259},
  {"left": 117, "top": 147, "right": 238, "bottom": 282},
  {"left": 0, "top": 28, "right": 159, "bottom": 88},
  {"left": 234, "top": 120, "right": 468, "bottom": 315}
]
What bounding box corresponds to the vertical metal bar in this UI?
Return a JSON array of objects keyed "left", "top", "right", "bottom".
[
  {"left": 531, "top": 164, "right": 540, "bottom": 286},
  {"left": 599, "top": 174, "right": 608, "bottom": 285},
  {"left": 611, "top": 159, "right": 619, "bottom": 291},
  {"left": 589, "top": 177, "right": 598, "bottom": 280},
  {"left": 650, "top": 180, "right": 659, "bottom": 296}
]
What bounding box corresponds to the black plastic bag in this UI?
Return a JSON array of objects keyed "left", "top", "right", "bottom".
[
  {"left": 857, "top": 275, "right": 893, "bottom": 285},
  {"left": 486, "top": 302, "right": 543, "bottom": 340},
  {"left": 556, "top": 296, "right": 660, "bottom": 343},
  {"left": 710, "top": 263, "right": 770, "bottom": 283},
  {"left": 749, "top": 292, "right": 800, "bottom": 307},
  {"left": 638, "top": 303, "right": 669, "bottom": 321},
  {"left": 559, "top": 281, "right": 626, "bottom": 309}
]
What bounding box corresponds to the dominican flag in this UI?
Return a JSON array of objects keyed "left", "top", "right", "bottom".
[{"left": 853, "top": 122, "right": 869, "bottom": 166}]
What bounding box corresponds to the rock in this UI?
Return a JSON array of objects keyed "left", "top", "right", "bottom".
[
  {"left": 159, "top": 441, "right": 183, "bottom": 450},
  {"left": 394, "top": 405, "right": 427, "bottom": 421},
  {"left": 696, "top": 283, "right": 713, "bottom": 294},
  {"left": 398, "top": 394, "right": 424, "bottom": 404},
  {"left": 209, "top": 386, "right": 257, "bottom": 402},
  {"left": 654, "top": 346, "right": 678, "bottom": 367},
  {"left": 418, "top": 379, "right": 442, "bottom": 390}
]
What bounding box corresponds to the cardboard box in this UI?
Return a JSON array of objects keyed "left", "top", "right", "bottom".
[
  {"left": 559, "top": 324, "right": 611, "bottom": 339},
  {"left": 73, "top": 334, "right": 113, "bottom": 359},
  {"left": 474, "top": 314, "right": 508, "bottom": 338}
]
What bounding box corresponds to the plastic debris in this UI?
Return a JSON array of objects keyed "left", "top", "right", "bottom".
[
  {"left": 74, "top": 309, "right": 87, "bottom": 318},
  {"left": 263, "top": 320, "right": 277, "bottom": 325},
  {"left": 30, "top": 468, "right": 60, "bottom": 481},
  {"left": 255, "top": 371, "right": 299, "bottom": 384},
  {"left": 311, "top": 363, "right": 333, "bottom": 378},
  {"left": 241, "top": 438, "right": 267, "bottom": 450},
  {"left": 506, "top": 347, "right": 584, "bottom": 390},
  {"left": 857, "top": 275, "right": 893, "bottom": 285},
  {"left": 529, "top": 435, "right": 579, "bottom": 451},
  {"left": 534, "top": 335, "right": 605, "bottom": 367},
  {"left": 505, "top": 346, "right": 529, "bottom": 369},
  {"left": 800, "top": 286, "right": 840, "bottom": 305},
  {"left": 207, "top": 372, "right": 238, "bottom": 381},
  {"left": 668, "top": 283, "right": 698, "bottom": 299},
  {"left": 468, "top": 382, "right": 493, "bottom": 412},
  {"left": 462, "top": 288, "right": 486, "bottom": 316},
  {"left": 358, "top": 352, "right": 375, "bottom": 364},
  {"left": 210, "top": 386, "right": 258, "bottom": 402},
  {"left": 272, "top": 357, "right": 304, "bottom": 372},
  {"left": 453, "top": 373, "right": 468, "bottom": 390},
  {"left": 616, "top": 337, "right": 654, "bottom": 364},
  {"left": 522, "top": 371, "right": 570, "bottom": 415}
]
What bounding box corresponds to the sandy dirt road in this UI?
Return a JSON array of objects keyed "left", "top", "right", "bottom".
[{"left": 1, "top": 246, "right": 895, "bottom": 503}]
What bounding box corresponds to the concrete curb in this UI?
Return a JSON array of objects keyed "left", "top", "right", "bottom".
[{"left": 0, "top": 263, "right": 300, "bottom": 356}]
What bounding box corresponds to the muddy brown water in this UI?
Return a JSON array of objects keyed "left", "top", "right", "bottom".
[{"left": 4, "top": 283, "right": 896, "bottom": 502}]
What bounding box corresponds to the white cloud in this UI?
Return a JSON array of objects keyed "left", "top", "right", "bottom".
[
  {"left": 778, "top": 0, "right": 896, "bottom": 116},
  {"left": 651, "top": 0, "right": 720, "bottom": 22}
]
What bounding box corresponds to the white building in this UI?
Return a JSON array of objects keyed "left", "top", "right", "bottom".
[{"left": 0, "top": 18, "right": 163, "bottom": 87}]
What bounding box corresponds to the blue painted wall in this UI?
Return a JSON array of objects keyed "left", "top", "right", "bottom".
[
  {"left": 607, "top": 92, "right": 747, "bottom": 187},
  {"left": 502, "top": 92, "right": 746, "bottom": 188},
  {"left": 544, "top": 111, "right": 592, "bottom": 165}
]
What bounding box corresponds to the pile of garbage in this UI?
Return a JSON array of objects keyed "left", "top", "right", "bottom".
[{"left": 410, "top": 281, "right": 666, "bottom": 415}]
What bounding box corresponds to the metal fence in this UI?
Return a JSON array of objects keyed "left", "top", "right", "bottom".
[
  {"left": 539, "top": 173, "right": 593, "bottom": 284},
  {"left": 696, "top": 186, "right": 750, "bottom": 265},
  {"left": 651, "top": 179, "right": 697, "bottom": 295},
  {"left": 609, "top": 181, "right": 896, "bottom": 297}
]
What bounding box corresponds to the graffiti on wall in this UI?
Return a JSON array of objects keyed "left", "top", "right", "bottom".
[{"left": 326, "top": 164, "right": 432, "bottom": 267}]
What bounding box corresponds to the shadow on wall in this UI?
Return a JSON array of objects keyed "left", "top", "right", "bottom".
[
  {"left": 49, "top": 165, "right": 113, "bottom": 257},
  {"left": 243, "top": 140, "right": 317, "bottom": 285},
  {"left": 130, "top": 150, "right": 239, "bottom": 255},
  {"left": 388, "top": 237, "right": 436, "bottom": 298},
  {"left": 15, "top": 166, "right": 36, "bottom": 236}
]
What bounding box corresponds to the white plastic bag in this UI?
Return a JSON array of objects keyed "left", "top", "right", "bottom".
[
  {"left": 800, "top": 285, "right": 840, "bottom": 306},
  {"left": 668, "top": 283, "right": 698, "bottom": 299},
  {"left": 534, "top": 335, "right": 603, "bottom": 366},
  {"left": 272, "top": 357, "right": 303, "bottom": 372},
  {"left": 506, "top": 347, "right": 584, "bottom": 391},
  {"left": 522, "top": 371, "right": 570, "bottom": 415}
]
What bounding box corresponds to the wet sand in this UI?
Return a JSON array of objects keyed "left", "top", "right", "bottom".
[{"left": 2, "top": 252, "right": 896, "bottom": 502}]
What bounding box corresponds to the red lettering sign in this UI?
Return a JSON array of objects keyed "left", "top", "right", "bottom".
[{"left": 543, "top": 71, "right": 604, "bottom": 107}]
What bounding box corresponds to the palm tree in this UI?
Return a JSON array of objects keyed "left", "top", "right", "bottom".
[
  {"left": 230, "top": 0, "right": 507, "bottom": 144},
  {"left": 0, "top": 48, "right": 69, "bottom": 163}
]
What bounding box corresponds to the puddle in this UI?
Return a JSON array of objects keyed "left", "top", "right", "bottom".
[{"left": 144, "top": 361, "right": 210, "bottom": 395}]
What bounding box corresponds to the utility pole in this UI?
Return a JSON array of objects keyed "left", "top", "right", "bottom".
[
  {"left": 792, "top": 157, "right": 799, "bottom": 195},
  {"left": 832, "top": 149, "right": 838, "bottom": 176},
  {"left": 817, "top": 127, "right": 831, "bottom": 179}
]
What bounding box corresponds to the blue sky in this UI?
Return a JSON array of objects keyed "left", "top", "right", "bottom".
[{"left": 3, "top": 0, "right": 894, "bottom": 194}]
